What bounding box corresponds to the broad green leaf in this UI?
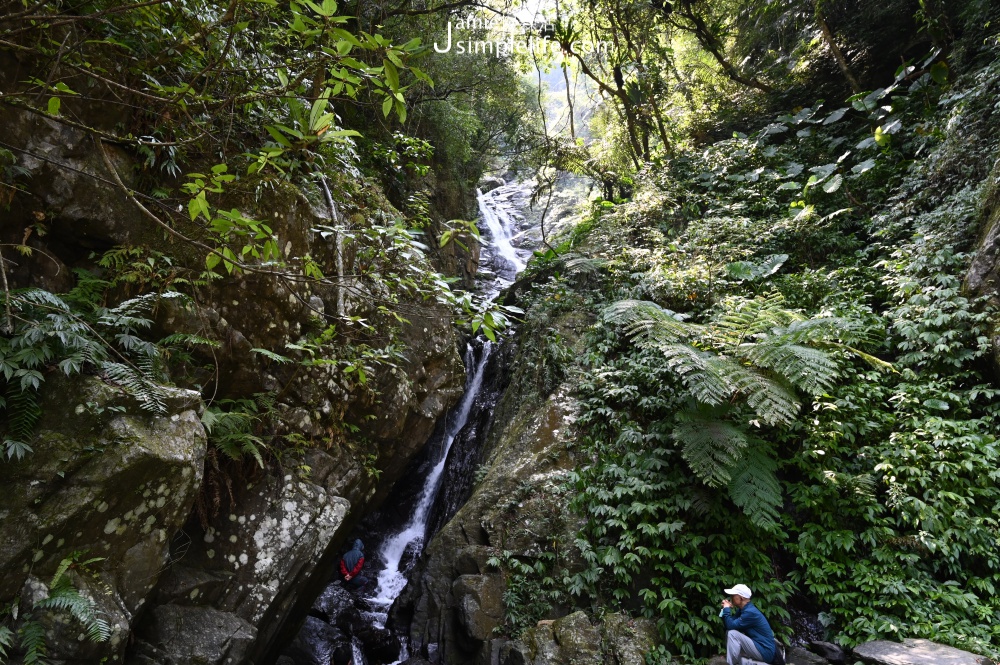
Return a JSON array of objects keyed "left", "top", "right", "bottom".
[
  {"left": 823, "top": 174, "right": 843, "bottom": 193},
  {"left": 47, "top": 97, "right": 61, "bottom": 115},
  {"left": 382, "top": 95, "right": 393, "bottom": 117},
  {"left": 822, "top": 107, "right": 848, "bottom": 125},
  {"left": 930, "top": 61, "right": 949, "bottom": 85},
  {"left": 383, "top": 59, "right": 400, "bottom": 91},
  {"left": 852, "top": 158, "right": 876, "bottom": 174}
]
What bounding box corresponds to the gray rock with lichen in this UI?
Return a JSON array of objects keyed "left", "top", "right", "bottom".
[
  {"left": 127, "top": 605, "right": 255, "bottom": 665},
  {"left": 852, "top": 638, "right": 991, "bottom": 665},
  {"left": 0, "top": 376, "right": 205, "bottom": 664}
]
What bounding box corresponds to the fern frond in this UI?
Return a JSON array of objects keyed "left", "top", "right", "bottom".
[
  {"left": 14, "top": 288, "right": 72, "bottom": 312},
  {"left": 603, "top": 300, "right": 695, "bottom": 344},
  {"left": 250, "top": 347, "right": 293, "bottom": 364},
  {"left": 203, "top": 404, "right": 266, "bottom": 467},
  {"left": 562, "top": 253, "right": 605, "bottom": 275},
  {"left": 160, "top": 333, "right": 220, "bottom": 349},
  {"left": 37, "top": 583, "right": 111, "bottom": 644},
  {"left": 739, "top": 341, "right": 839, "bottom": 396},
  {"left": 712, "top": 293, "right": 800, "bottom": 348},
  {"left": 727, "top": 444, "right": 781, "bottom": 529},
  {"left": 673, "top": 414, "right": 749, "bottom": 487},
  {"left": 658, "top": 345, "right": 731, "bottom": 406},
  {"left": 0, "top": 626, "right": 12, "bottom": 659},
  {"left": 19, "top": 619, "right": 47, "bottom": 665},
  {"left": 712, "top": 358, "right": 801, "bottom": 425},
  {"left": 4, "top": 382, "right": 40, "bottom": 442},
  {"left": 99, "top": 362, "right": 166, "bottom": 413}
]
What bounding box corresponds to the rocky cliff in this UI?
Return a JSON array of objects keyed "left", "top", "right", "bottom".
[{"left": 0, "top": 105, "right": 469, "bottom": 664}]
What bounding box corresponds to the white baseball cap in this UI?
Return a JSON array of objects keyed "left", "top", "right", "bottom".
[{"left": 724, "top": 584, "right": 752, "bottom": 599}]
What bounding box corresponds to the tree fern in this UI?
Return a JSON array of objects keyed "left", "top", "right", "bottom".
[
  {"left": 673, "top": 411, "right": 749, "bottom": 487},
  {"left": 604, "top": 293, "right": 890, "bottom": 525}
]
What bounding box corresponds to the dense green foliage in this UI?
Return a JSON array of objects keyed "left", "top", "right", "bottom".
[
  {"left": 494, "top": 17, "right": 1000, "bottom": 661},
  {"left": 3, "top": 0, "right": 1000, "bottom": 662}
]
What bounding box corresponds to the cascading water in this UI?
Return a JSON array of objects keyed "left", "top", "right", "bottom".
[
  {"left": 362, "top": 342, "right": 492, "bottom": 637},
  {"left": 477, "top": 183, "right": 526, "bottom": 278},
  {"left": 290, "top": 179, "right": 527, "bottom": 665}
]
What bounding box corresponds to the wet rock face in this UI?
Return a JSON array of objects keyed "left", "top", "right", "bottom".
[
  {"left": 967, "top": 159, "right": 1000, "bottom": 371},
  {"left": 1, "top": 108, "right": 466, "bottom": 664},
  {"left": 0, "top": 377, "right": 205, "bottom": 664}
]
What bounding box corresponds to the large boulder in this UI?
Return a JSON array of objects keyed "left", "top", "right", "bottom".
[
  {"left": 128, "top": 605, "right": 256, "bottom": 665},
  {"left": 852, "top": 638, "right": 992, "bottom": 665},
  {"left": 512, "top": 612, "right": 656, "bottom": 665},
  {"left": 1, "top": 89, "right": 467, "bottom": 665},
  {"left": 0, "top": 377, "right": 205, "bottom": 664}
]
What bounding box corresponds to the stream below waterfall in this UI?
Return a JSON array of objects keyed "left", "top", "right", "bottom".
[{"left": 279, "top": 178, "right": 537, "bottom": 665}]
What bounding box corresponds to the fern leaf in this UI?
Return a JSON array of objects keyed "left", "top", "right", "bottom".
[
  {"left": 603, "top": 300, "right": 695, "bottom": 344},
  {"left": 18, "top": 619, "right": 47, "bottom": 665},
  {"left": 673, "top": 415, "right": 749, "bottom": 487},
  {"left": 160, "top": 333, "right": 220, "bottom": 348},
  {"left": 727, "top": 444, "right": 782, "bottom": 529},
  {"left": 739, "top": 341, "right": 839, "bottom": 396},
  {"left": 99, "top": 362, "right": 166, "bottom": 413},
  {"left": 660, "top": 346, "right": 731, "bottom": 406},
  {"left": 713, "top": 359, "right": 801, "bottom": 425}
]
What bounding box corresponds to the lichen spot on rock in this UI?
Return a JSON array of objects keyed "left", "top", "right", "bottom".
[{"left": 104, "top": 518, "right": 121, "bottom": 534}]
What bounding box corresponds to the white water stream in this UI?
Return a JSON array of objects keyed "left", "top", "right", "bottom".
[
  {"left": 477, "top": 184, "right": 526, "bottom": 275},
  {"left": 366, "top": 343, "right": 491, "bottom": 629},
  {"left": 350, "top": 181, "right": 527, "bottom": 665}
]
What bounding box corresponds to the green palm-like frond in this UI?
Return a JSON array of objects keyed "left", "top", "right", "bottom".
[
  {"left": 713, "top": 359, "right": 801, "bottom": 426},
  {"left": 673, "top": 413, "right": 749, "bottom": 487},
  {"left": 603, "top": 300, "right": 696, "bottom": 345},
  {"left": 659, "top": 345, "right": 732, "bottom": 406},
  {"left": 727, "top": 444, "right": 782, "bottom": 529},
  {"left": 739, "top": 340, "right": 839, "bottom": 396},
  {"left": 604, "top": 292, "right": 892, "bottom": 525},
  {"left": 711, "top": 292, "right": 800, "bottom": 349}
]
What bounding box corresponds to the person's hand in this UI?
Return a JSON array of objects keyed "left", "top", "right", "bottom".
[
  {"left": 721, "top": 599, "right": 732, "bottom": 609},
  {"left": 344, "top": 574, "right": 352, "bottom": 581}
]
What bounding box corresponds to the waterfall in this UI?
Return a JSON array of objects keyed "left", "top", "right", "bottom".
[
  {"left": 290, "top": 180, "right": 528, "bottom": 665},
  {"left": 365, "top": 342, "right": 492, "bottom": 632},
  {"left": 477, "top": 185, "right": 525, "bottom": 275}
]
